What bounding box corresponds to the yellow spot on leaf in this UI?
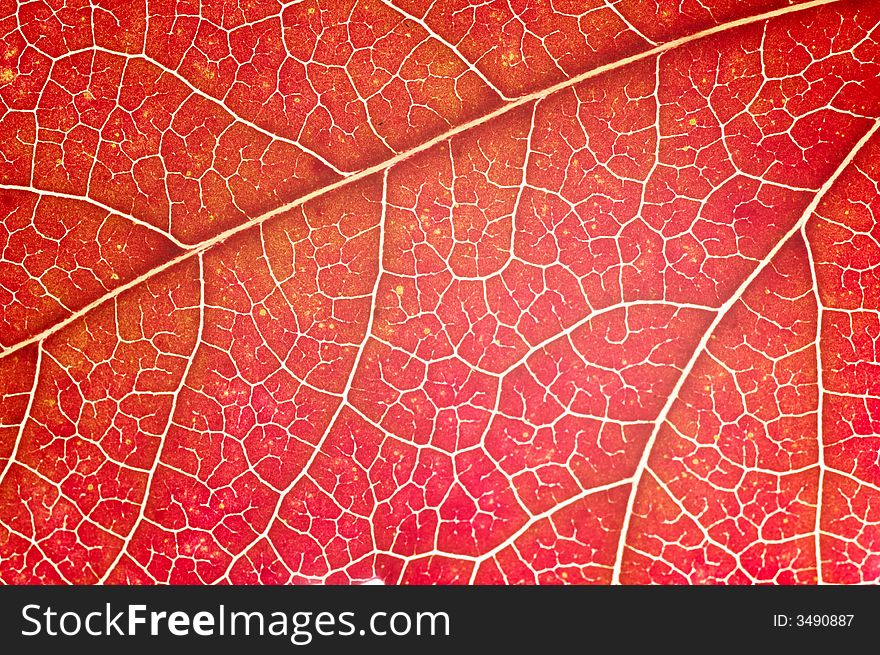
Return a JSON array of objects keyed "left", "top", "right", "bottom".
[
  {"left": 688, "top": 118, "right": 697, "bottom": 126},
  {"left": 500, "top": 51, "right": 520, "bottom": 67},
  {"left": 395, "top": 285, "right": 405, "bottom": 296}
]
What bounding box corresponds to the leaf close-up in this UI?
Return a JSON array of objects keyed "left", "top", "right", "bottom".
[{"left": 1, "top": 0, "right": 880, "bottom": 585}]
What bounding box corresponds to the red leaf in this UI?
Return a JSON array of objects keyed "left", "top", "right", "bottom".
[{"left": 2, "top": 0, "right": 880, "bottom": 584}]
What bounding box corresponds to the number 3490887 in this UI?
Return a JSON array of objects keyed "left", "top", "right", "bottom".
[{"left": 773, "top": 614, "right": 854, "bottom": 627}]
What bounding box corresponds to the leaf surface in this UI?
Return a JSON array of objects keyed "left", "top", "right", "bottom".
[{"left": 1, "top": 0, "right": 880, "bottom": 584}]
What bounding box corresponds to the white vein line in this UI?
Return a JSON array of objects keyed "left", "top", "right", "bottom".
[
  {"left": 0, "top": 184, "right": 188, "bottom": 249},
  {"left": 0, "top": 345, "right": 42, "bottom": 490},
  {"left": 607, "top": 0, "right": 659, "bottom": 46},
  {"left": 610, "top": 117, "right": 880, "bottom": 585},
  {"left": 0, "top": 517, "right": 70, "bottom": 584},
  {"left": 97, "top": 254, "right": 206, "bottom": 584},
  {"left": 379, "top": 0, "right": 513, "bottom": 101},
  {"left": 78, "top": 46, "right": 347, "bottom": 177},
  {"left": 0, "top": 0, "right": 842, "bottom": 361},
  {"left": 804, "top": 223, "right": 828, "bottom": 585},
  {"left": 468, "top": 477, "right": 634, "bottom": 583},
  {"left": 826, "top": 467, "right": 880, "bottom": 497},
  {"left": 216, "top": 169, "right": 390, "bottom": 582}
]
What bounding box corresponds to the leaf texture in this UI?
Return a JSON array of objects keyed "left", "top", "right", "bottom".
[{"left": 1, "top": 0, "right": 880, "bottom": 584}]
